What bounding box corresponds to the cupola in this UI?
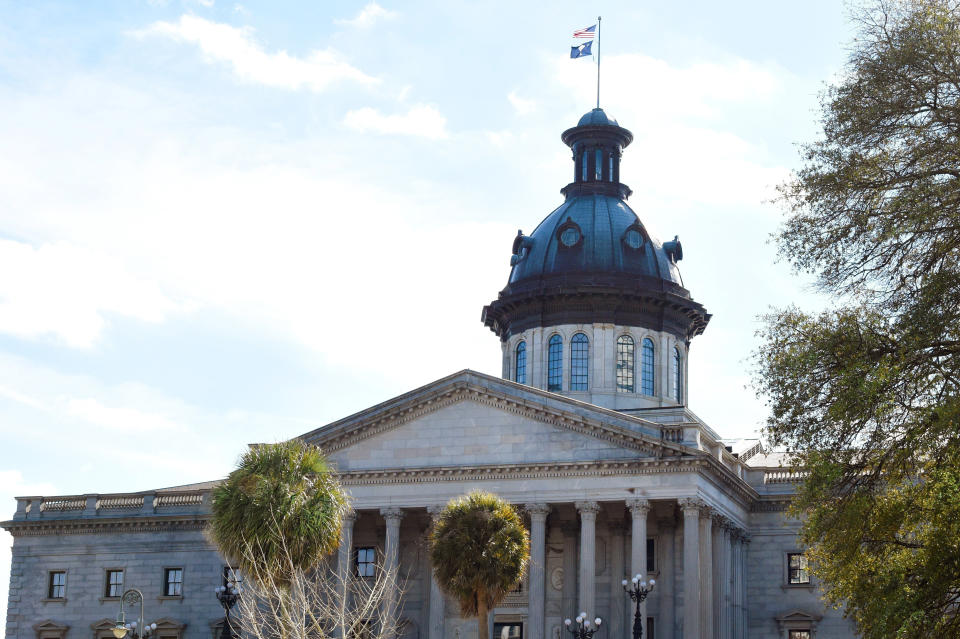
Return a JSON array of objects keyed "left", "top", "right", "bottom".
[{"left": 481, "top": 108, "right": 711, "bottom": 411}]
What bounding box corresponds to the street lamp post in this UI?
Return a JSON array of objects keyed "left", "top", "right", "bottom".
[
  {"left": 215, "top": 575, "right": 243, "bottom": 639},
  {"left": 112, "top": 590, "right": 157, "bottom": 639},
  {"left": 622, "top": 574, "right": 655, "bottom": 639},
  {"left": 563, "top": 613, "right": 602, "bottom": 638}
]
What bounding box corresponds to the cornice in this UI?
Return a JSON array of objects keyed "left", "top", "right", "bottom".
[
  {"left": 310, "top": 380, "right": 687, "bottom": 461},
  {"left": 2, "top": 514, "right": 210, "bottom": 538},
  {"left": 750, "top": 496, "right": 795, "bottom": 512}
]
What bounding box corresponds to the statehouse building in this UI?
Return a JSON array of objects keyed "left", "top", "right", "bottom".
[{"left": 3, "top": 109, "right": 857, "bottom": 639}]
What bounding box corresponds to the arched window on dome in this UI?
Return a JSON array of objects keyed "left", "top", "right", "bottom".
[
  {"left": 616, "top": 335, "right": 635, "bottom": 393},
  {"left": 595, "top": 148, "right": 603, "bottom": 181},
  {"left": 581, "top": 152, "right": 588, "bottom": 181},
  {"left": 571, "top": 333, "right": 589, "bottom": 391},
  {"left": 641, "top": 338, "right": 655, "bottom": 396},
  {"left": 547, "top": 335, "right": 563, "bottom": 392},
  {"left": 671, "top": 346, "right": 683, "bottom": 403},
  {"left": 515, "top": 341, "right": 527, "bottom": 385}
]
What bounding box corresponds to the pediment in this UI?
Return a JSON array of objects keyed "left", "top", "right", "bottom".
[
  {"left": 91, "top": 619, "right": 116, "bottom": 631},
  {"left": 34, "top": 621, "right": 68, "bottom": 632},
  {"left": 307, "top": 371, "right": 685, "bottom": 473}
]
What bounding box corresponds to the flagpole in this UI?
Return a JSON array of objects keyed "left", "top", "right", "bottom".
[{"left": 596, "top": 15, "right": 601, "bottom": 108}]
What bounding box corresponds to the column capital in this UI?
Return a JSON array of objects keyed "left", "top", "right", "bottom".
[
  {"left": 678, "top": 497, "right": 704, "bottom": 514},
  {"left": 426, "top": 504, "right": 445, "bottom": 517},
  {"left": 626, "top": 498, "right": 651, "bottom": 516},
  {"left": 711, "top": 512, "right": 730, "bottom": 528},
  {"left": 575, "top": 501, "right": 601, "bottom": 518},
  {"left": 380, "top": 507, "right": 405, "bottom": 523},
  {"left": 525, "top": 503, "right": 551, "bottom": 519},
  {"left": 342, "top": 509, "right": 357, "bottom": 524}
]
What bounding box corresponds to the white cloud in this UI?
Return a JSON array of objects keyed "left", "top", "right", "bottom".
[
  {"left": 63, "top": 397, "right": 188, "bottom": 433},
  {"left": 197, "top": 0, "right": 215, "bottom": 6},
  {"left": 0, "top": 239, "right": 179, "bottom": 348},
  {"left": 343, "top": 104, "right": 448, "bottom": 139},
  {"left": 335, "top": 3, "right": 398, "bottom": 28},
  {"left": 507, "top": 91, "right": 536, "bottom": 115},
  {"left": 136, "top": 15, "right": 377, "bottom": 92}
]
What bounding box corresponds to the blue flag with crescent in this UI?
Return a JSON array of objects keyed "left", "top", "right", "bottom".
[{"left": 570, "top": 40, "right": 593, "bottom": 58}]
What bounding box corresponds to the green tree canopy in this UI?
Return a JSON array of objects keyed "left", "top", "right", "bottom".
[
  {"left": 429, "top": 492, "right": 529, "bottom": 639},
  {"left": 209, "top": 440, "right": 349, "bottom": 586},
  {"left": 755, "top": 1, "right": 960, "bottom": 636}
]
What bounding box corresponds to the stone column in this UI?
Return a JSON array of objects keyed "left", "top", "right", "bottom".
[
  {"left": 607, "top": 521, "right": 625, "bottom": 639},
  {"left": 381, "top": 507, "right": 405, "bottom": 635},
  {"left": 575, "top": 501, "right": 601, "bottom": 617},
  {"left": 711, "top": 515, "right": 724, "bottom": 637},
  {"left": 561, "top": 523, "right": 578, "bottom": 621},
  {"left": 426, "top": 506, "right": 445, "bottom": 639},
  {"left": 337, "top": 510, "right": 357, "bottom": 586},
  {"left": 699, "top": 505, "right": 714, "bottom": 638},
  {"left": 739, "top": 534, "right": 751, "bottom": 639},
  {"left": 526, "top": 504, "right": 550, "bottom": 639},
  {"left": 679, "top": 498, "right": 701, "bottom": 638},
  {"left": 721, "top": 523, "right": 732, "bottom": 639},
  {"left": 627, "top": 498, "right": 651, "bottom": 628},
  {"left": 657, "top": 514, "right": 676, "bottom": 639}
]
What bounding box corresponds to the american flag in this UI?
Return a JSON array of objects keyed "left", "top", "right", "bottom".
[{"left": 573, "top": 25, "right": 596, "bottom": 38}]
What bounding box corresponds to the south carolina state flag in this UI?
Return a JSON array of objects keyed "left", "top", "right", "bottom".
[{"left": 570, "top": 40, "right": 593, "bottom": 58}]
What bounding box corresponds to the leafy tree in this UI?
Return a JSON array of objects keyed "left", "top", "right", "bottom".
[
  {"left": 755, "top": 1, "right": 960, "bottom": 636},
  {"left": 429, "top": 492, "right": 529, "bottom": 639},
  {"left": 209, "top": 439, "right": 349, "bottom": 586}
]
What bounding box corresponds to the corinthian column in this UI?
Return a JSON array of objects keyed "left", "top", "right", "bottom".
[
  {"left": 700, "top": 505, "right": 714, "bottom": 638},
  {"left": 426, "top": 505, "right": 445, "bottom": 639},
  {"left": 679, "top": 498, "right": 701, "bottom": 638},
  {"left": 380, "top": 507, "right": 404, "bottom": 634},
  {"left": 627, "top": 498, "right": 651, "bottom": 627},
  {"left": 575, "top": 501, "right": 601, "bottom": 618},
  {"left": 526, "top": 503, "right": 551, "bottom": 639}
]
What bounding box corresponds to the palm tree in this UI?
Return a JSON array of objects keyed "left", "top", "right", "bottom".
[
  {"left": 429, "top": 491, "right": 529, "bottom": 639},
  {"left": 209, "top": 439, "right": 349, "bottom": 586}
]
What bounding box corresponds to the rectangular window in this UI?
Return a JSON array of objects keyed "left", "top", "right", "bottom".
[
  {"left": 493, "top": 623, "right": 522, "bottom": 639},
  {"left": 594, "top": 149, "right": 602, "bottom": 180},
  {"left": 164, "top": 568, "right": 183, "bottom": 596},
  {"left": 788, "top": 631, "right": 811, "bottom": 639},
  {"left": 47, "top": 571, "right": 66, "bottom": 599},
  {"left": 105, "top": 569, "right": 124, "bottom": 598},
  {"left": 355, "top": 547, "right": 376, "bottom": 578},
  {"left": 646, "top": 537, "right": 656, "bottom": 572},
  {"left": 787, "top": 553, "right": 810, "bottom": 584}
]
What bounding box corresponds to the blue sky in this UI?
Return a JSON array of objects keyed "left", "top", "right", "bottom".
[{"left": 0, "top": 0, "right": 850, "bottom": 613}]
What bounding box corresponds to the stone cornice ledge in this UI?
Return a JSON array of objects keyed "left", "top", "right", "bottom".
[
  {"left": 1, "top": 514, "right": 211, "bottom": 538},
  {"left": 751, "top": 496, "right": 795, "bottom": 512}
]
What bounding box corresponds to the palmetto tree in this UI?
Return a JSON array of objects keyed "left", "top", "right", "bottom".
[
  {"left": 209, "top": 439, "right": 349, "bottom": 586},
  {"left": 429, "top": 491, "right": 529, "bottom": 639}
]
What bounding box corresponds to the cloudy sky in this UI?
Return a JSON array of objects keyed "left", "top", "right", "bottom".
[{"left": 0, "top": 0, "right": 850, "bottom": 614}]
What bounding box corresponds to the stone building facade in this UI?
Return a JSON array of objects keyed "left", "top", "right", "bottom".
[{"left": 3, "top": 109, "right": 857, "bottom": 639}]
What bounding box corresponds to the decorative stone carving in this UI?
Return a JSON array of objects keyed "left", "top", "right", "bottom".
[
  {"left": 550, "top": 567, "right": 564, "bottom": 591},
  {"left": 626, "top": 497, "right": 651, "bottom": 516},
  {"left": 380, "top": 507, "right": 405, "bottom": 522},
  {"left": 526, "top": 503, "right": 551, "bottom": 518},
  {"left": 575, "top": 501, "right": 601, "bottom": 517}
]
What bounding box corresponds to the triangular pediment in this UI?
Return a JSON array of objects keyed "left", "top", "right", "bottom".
[{"left": 304, "top": 370, "right": 687, "bottom": 473}]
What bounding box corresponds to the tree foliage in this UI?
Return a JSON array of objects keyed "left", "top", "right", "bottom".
[
  {"left": 209, "top": 440, "right": 349, "bottom": 586},
  {"left": 429, "top": 491, "right": 529, "bottom": 639},
  {"left": 231, "top": 525, "right": 400, "bottom": 639},
  {"left": 756, "top": 1, "right": 960, "bottom": 636}
]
